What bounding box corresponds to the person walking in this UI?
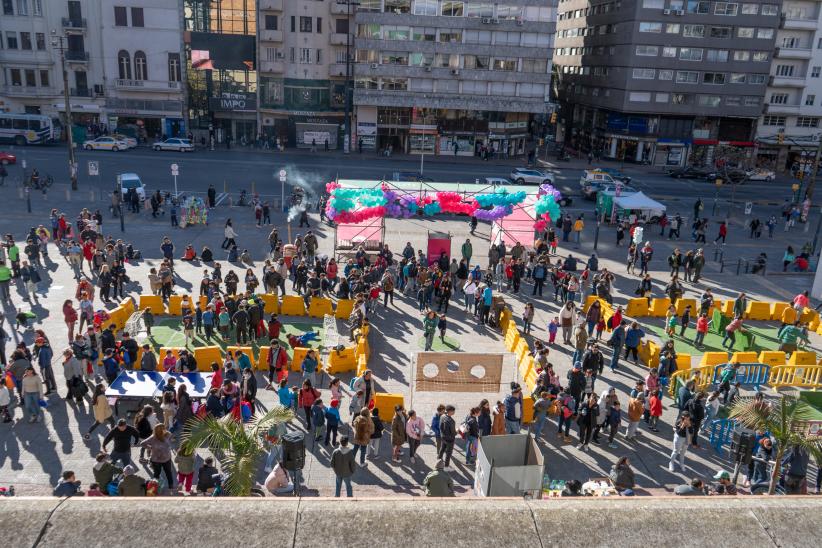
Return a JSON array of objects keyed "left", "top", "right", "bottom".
[
  {"left": 331, "top": 436, "right": 356, "bottom": 497},
  {"left": 405, "top": 409, "right": 425, "bottom": 464},
  {"left": 576, "top": 393, "right": 599, "bottom": 451},
  {"left": 608, "top": 320, "right": 626, "bottom": 372},
  {"left": 21, "top": 367, "right": 44, "bottom": 423},
  {"left": 668, "top": 412, "right": 694, "bottom": 473},
  {"left": 437, "top": 405, "right": 457, "bottom": 471},
  {"left": 503, "top": 384, "right": 523, "bottom": 433},
  {"left": 391, "top": 404, "right": 407, "bottom": 462},
  {"left": 352, "top": 407, "right": 374, "bottom": 466},
  {"left": 140, "top": 423, "right": 175, "bottom": 491}
]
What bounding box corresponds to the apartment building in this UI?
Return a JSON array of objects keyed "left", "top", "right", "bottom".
[
  {"left": 755, "top": 0, "right": 822, "bottom": 171},
  {"left": 352, "top": 0, "right": 557, "bottom": 156},
  {"left": 553, "top": 0, "right": 781, "bottom": 167}
]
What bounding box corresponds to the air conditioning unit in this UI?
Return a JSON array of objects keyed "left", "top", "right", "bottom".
[
  {"left": 481, "top": 17, "right": 492, "bottom": 24},
  {"left": 451, "top": 68, "right": 460, "bottom": 75},
  {"left": 675, "top": 9, "right": 684, "bottom": 15},
  {"left": 490, "top": 17, "right": 499, "bottom": 24},
  {"left": 516, "top": 19, "right": 524, "bottom": 26},
  {"left": 424, "top": 66, "right": 432, "bottom": 72},
  {"left": 370, "top": 63, "right": 378, "bottom": 69},
  {"left": 663, "top": 8, "right": 671, "bottom": 14},
  {"left": 276, "top": 51, "right": 284, "bottom": 59}
]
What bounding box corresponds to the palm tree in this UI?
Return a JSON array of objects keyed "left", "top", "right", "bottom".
[
  {"left": 182, "top": 406, "right": 294, "bottom": 496},
  {"left": 729, "top": 395, "right": 822, "bottom": 495}
]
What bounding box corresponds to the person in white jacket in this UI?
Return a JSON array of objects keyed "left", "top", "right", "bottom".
[{"left": 222, "top": 220, "right": 238, "bottom": 249}]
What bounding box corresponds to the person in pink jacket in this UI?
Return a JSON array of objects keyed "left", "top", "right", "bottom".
[
  {"left": 405, "top": 409, "right": 425, "bottom": 464},
  {"left": 793, "top": 290, "right": 810, "bottom": 313}
]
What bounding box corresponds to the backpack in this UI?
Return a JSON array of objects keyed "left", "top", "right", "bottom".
[
  {"left": 383, "top": 276, "right": 394, "bottom": 291},
  {"left": 145, "top": 479, "right": 159, "bottom": 496}
]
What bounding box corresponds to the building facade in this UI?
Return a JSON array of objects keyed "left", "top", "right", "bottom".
[
  {"left": 755, "top": 0, "right": 822, "bottom": 172},
  {"left": 352, "top": 0, "right": 557, "bottom": 156},
  {"left": 553, "top": 0, "right": 781, "bottom": 167}
]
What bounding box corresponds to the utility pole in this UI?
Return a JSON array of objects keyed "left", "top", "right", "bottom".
[
  {"left": 338, "top": 0, "right": 360, "bottom": 154},
  {"left": 806, "top": 133, "right": 822, "bottom": 202},
  {"left": 51, "top": 31, "right": 78, "bottom": 190}
]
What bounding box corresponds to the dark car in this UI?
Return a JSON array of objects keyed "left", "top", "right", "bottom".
[
  {"left": 705, "top": 170, "right": 748, "bottom": 184},
  {"left": 667, "top": 166, "right": 710, "bottom": 179},
  {"left": 393, "top": 171, "right": 434, "bottom": 183}
]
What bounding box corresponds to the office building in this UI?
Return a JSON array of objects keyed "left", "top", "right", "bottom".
[
  {"left": 352, "top": 0, "right": 557, "bottom": 156},
  {"left": 553, "top": 0, "right": 781, "bottom": 167}
]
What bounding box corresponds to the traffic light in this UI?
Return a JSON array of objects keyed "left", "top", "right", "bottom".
[
  {"left": 550, "top": 112, "right": 557, "bottom": 124},
  {"left": 778, "top": 133, "right": 785, "bottom": 145}
]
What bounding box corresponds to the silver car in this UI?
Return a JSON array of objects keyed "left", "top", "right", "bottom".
[
  {"left": 153, "top": 138, "right": 195, "bottom": 152},
  {"left": 510, "top": 167, "right": 554, "bottom": 185}
]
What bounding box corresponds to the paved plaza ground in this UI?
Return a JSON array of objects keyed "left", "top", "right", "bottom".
[{"left": 0, "top": 178, "right": 820, "bottom": 498}]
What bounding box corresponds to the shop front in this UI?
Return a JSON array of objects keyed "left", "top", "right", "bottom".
[
  {"left": 409, "top": 124, "right": 437, "bottom": 154},
  {"left": 208, "top": 92, "right": 257, "bottom": 144},
  {"left": 603, "top": 134, "right": 656, "bottom": 163},
  {"left": 654, "top": 139, "right": 689, "bottom": 167}
]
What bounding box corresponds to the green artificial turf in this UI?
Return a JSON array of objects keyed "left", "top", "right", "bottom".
[
  {"left": 646, "top": 323, "right": 781, "bottom": 356},
  {"left": 418, "top": 335, "right": 462, "bottom": 352}
]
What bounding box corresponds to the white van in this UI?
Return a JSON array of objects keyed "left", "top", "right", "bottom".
[{"left": 117, "top": 173, "right": 146, "bottom": 201}]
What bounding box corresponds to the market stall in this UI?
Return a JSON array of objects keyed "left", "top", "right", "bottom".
[
  {"left": 596, "top": 191, "right": 666, "bottom": 223},
  {"left": 179, "top": 196, "right": 209, "bottom": 227}
]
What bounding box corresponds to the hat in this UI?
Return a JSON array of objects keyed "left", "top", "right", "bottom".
[
  {"left": 122, "top": 464, "right": 136, "bottom": 476},
  {"left": 713, "top": 470, "right": 731, "bottom": 481},
  {"left": 573, "top": 362, "right": 581, "bottom": 370},
  {"left": 435, "top": 459, "right": 445, "bottom": 470},
  {"left": 330, "top": 399, "right": 340, "bottom": 408},
  {"left": 117, "top": 418, "right": 127, "bottom": 426}
]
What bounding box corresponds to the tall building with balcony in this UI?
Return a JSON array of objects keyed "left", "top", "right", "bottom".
[
  {"left": 0, "top": 0, "right": 107, "bottom": 126},
  {"left": 352, "top": 1, "right": 557, "bottom": 156},
  {"left": 553, "top": 0, "right": 781, "bottom": 167},
  {"left": 101, "top": 0, "right": 185, "bottom": 140},
  {"left": 755, "top": 1, "right": 822, "bottom": 171},
  {"left": 258, "top": 0, "right": 351, "bottom": 148}
]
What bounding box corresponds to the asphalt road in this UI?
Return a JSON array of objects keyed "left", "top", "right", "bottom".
[{"left": 2, "top": 145, "right": 801, "bottom": 209}]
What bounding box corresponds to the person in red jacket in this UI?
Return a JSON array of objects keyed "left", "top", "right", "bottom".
[
  {"left": 714, "top": 221, "right": 727, "bottom": 244},
  {"left": 649, "top": 390, "right": 663, "bottom": 432},
  {"left": 268, "top": 314, "right": 282, "bottom": 341},
  {"left": 266, "top": 340, "right": 288, "bottom": 386}
]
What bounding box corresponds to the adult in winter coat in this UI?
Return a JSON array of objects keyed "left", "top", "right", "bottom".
[
  {"left": 352, "top": 408, "right": 375, "bottom": 465},
  {"left": 608, "top": 320, "right": 626, "bottom": 372},
  {"left": 576, "top": 394, "right": 599, "bottom": 451},
  {"left": 391, "top": 405, "right": 408, "bottom": 461},
  {"left": 140, "top": 424, "right": 175, "bottom": 489}
]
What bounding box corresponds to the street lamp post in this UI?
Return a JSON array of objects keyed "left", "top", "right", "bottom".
[
  {"left": 51, "top": 31, "right": 78, "bottom": 190},
  {"left": 338, "top": 0, "right": 360, "bottom": 154}
]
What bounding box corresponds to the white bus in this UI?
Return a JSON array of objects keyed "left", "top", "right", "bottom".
[{"left": 0, "top": 113, "right": 59, "bottom": 145}]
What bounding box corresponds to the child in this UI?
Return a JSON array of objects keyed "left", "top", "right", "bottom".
[
  {"left": 349, "top": 389, "right": 364, "bottom": 422},
  {"left": 369, "top": 407, "right": 384, "bottom": 457},
  {"left": 170, "top": 203, "right": 178, "bottom": 227},
  {"left": 277, "top": 379, "right": 292, "bottom": 409},
  {"left": 311, "top": 398, "right": 326, "bottom": 441},
  {"left": 694, "top": 313, "right": 709, "bottom": 347},
  {"left": 549, "top": 234, "right": 558, "bottom": 255},
  {"left": 649, "top": 390, "right": 662, "bottom": 432},
  {"left": 218, "top": 308, "right": 231, "bottom": 339},
  {"left": 161, "top": 391, "right": 178, "bottom": 430},
  {"left": 142, "top": 307, "right": 154, "bottom": 337},
  {"left": 595, "top": 317, "right": 606, "bottom": 340},
  {"left": 195, "top": 303, "right": 203, "bottom": 335},
  {"left": 290, "top": 385, "right": 300, "bottom": 414},
  {"left": 665, "top": 305, "right": 677, "bottom": 337},
  {"left": 162, "top": 350, "right": 177, "bottom": 372},
  {"left": 438, "top": 313, "right": 447, "bottom": 342},
  {"left": 268, "top": 314, "right": 282, "bottom": 341},
  {"left": 329, "top": 377, "right": 343, "bottom": 403},
  {"left": 175, "top": 445, "right": 196, "bottom": 494},
  {"left": 548, "top": 317, "right": 559, "bottom": 345},
  {"left": 679, "top": 305, "right": 691, "bottom": 337},
  {"left": 431, "top": 404, "right": 445, "bottom": 454},
  {"left": 86, "top": 483, "right": 104, "bottom": 496},
  {"left": 523, "top": 303, "right": 535, "bottom": 334},
  {"left": 182, "top": 312, "right": 194, "bottom": 347},
  {"left": 417, "top": 284, "right": 426, "bottom": 312},
  {"left": 324, "top": 399, "right": 341, "bottom": 446},
  {"left": 583, "top": 369, "right": 595, "bottom": 399},
  {"left": 180, "top": 295, "right": 192, "bottom": 317}
]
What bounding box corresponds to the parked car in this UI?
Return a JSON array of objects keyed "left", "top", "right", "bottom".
[
  {"left": 112, "top": 133, "right": 138, "bottom": 149},
  {"left": 596, "top": 167, "right": 632, "bottom": 183},
  {"left": 579, "top": 169, "right": 617, "bottom": 200},
  {"left": 667, "top": 166, "right": 711, "bottom": 179},
  {"left": 705, "top": 170, "right": 748, "bottom": 184},
  {"left": 484, "top": 176, "right": 514, "bottom": 187},
  {"left": 153, "top": 138, "right": 195, "bottom": 152},
  {"left": 117, "top": 173, "right": 146, "bottom": 201},
  {"left": 600, "top": 183, "right": 639, "bottom": 195},
  {"left": 510, "top": 167, "right": 554, "bottom": 185},
  {"left": 83, "top": 136, "right": 129, "bottom": 151},
  {"left": 393, "top": 171, "right": 433, "bottom": 183},
  {"left": 746, "top": 169, "right": 776, "bottom": 182},
  {"left": 0, "top": 151, "right": 16, "bottom": 165}
]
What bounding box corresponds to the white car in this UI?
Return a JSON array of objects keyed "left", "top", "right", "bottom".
[
  {"left": 510, "top": 167, "right": 554, "bottom": 185},
  {"left": 154, "top": 138, "right": 195, "bottom": 152},
  {"left": 117, "top": 173, "right": 146, "bottom": 201},
  {"left": 83, "top": 136, "right": 129, "bottom": 151},
  {"left": 746, "top": 169, "right": 776, "bottom": 182},
  {"left": 112, "top": 133, "right": 138, "bottom": 149}
]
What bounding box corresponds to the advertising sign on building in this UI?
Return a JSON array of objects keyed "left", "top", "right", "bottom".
[{"left": 209, "top": 92, "right": 257, "bottom": 112}]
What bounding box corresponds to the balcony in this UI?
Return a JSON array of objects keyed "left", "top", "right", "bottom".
[
  {"left": 260, "top": 29, "right": 283, "bottom": 42},
  {"left": 331, "top": 2, "right": 353, "bottom": 15},
  {"left": 776, "top": 47, "right": 813, "bottom": 60},
  {"left": 1, "top": 85, "right": 58, "bottom": 98},
  {"left": 770, "top": 75, "right": 807, "bottom": 87},
  {"left": 62, "top": 17, "right": 87, "bottom": 32},
  {"left": 70, "top": 87, "right": 92, "bottom": 97},
  {"left": 113, "top": 79, "right": 182, "bottom": 93},
  {"left": 259, "top": 0, "right": 283, "bottom": 10},
  {"left": 330, "top": 33, "right": 351, "bottom": 46},
  {"left": 764, "top": 102, "right": 801, "bottom": 115},
  {"left": 65, "top": 50, "right": 89, "bottom": 63},
  {"left": 329, "top": 63, "right": 349, "bottom": 78},
  {"left": 781, "top": 16, "right": 818, "bottom": 31},
  {"left": 260, "top": 60, "right": 285, "bottom": 73}
]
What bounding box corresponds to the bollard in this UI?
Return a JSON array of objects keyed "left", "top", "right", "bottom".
[
  {"left": 65, "top": 188, "right": 71, "bottom": 201},
  {"left": 89, "top": 191, "right": 95, "bottom": 203},
  {"left": 25, "top": 188, "right": 31, "bottom": 213},
  {"left": 736, "top": 258, "right": 742, "bottom": 275},
  {"left": 720, "top": 260, "right": 725, "bottom": 273}
]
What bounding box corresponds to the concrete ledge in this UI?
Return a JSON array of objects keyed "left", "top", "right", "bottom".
[{"left": 2, "top": 497, "right": 821, "bottom": 547}]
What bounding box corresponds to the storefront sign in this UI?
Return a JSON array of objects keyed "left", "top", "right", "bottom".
[
  {"left": 357, "top": 122, "right": 377, "bottom": 136},
  {"left": 666, "top": 148, "right": 683, "bottom": 166},
  {"left": 209, "top": 93, "right": 256, "bottom": 112},
  {"left": 303, "top": 131, "right": 330, "bottom": 145}
]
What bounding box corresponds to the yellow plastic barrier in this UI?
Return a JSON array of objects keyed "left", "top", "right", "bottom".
[
  {"left": 515, "top": 339, "right": 530, "bottom": 364},
  {"left": 583, "top": 295, "right": 599, "bottom": 313},
  {"left": 138, "top": 294, "right": 166, "bottom": 314},
  {"left": 522, "top": 395, "right": 534, "bottom": 424},
  {"left": 771, "top": 302, "right": 791, "bottom": 321},
  {"left": 327, "top": 346, "right": 357, "bottom": 374},
  {"left": 669, "top": 365, "right": 715, "bottom": 396},
  {"left": 372, "top": 392, "right": 404, "bottom": 420},
  {"left": 721, "top": 300, "right": 736, "bottom": 317},
  {"left": 356, "top": 355, "right": 368, "bottom": 377},
  {"left": 119, "top": 297, "right": 136, "bottom": 318},
  {"left": 280, "top": 295, "right": 306, "bottom": 316},
  {"left": 257, "top": 294, "right": 280, "bottom": 314},
  {"left": 625, "top": 298, "right": 649, "bottom": 318},
  {"left": 769, "top": 365, "right": 822, "bottom": 390},
  {"left": 226, "top": 346, "right": 257, "bottom": 370},
  {"left": 107, "top": 306, "right": 127, "bottom": 332},
  {"left": 505, "top": 329, "right": 521, "bottom": 352},
  {"left": 730, "top": 352, "right": 759, "bottom": 364},
  {"left": 800, "top": 308, "right": 818, "bottom": 325},
  {"left": 788, "top": 351, "right": 817, "bottom": 366},
  {"left": 334, "top": 299, "right": 354, "bottom": 319},
  {"left": 699, "top": 352, "right": 729, "bottom": 367},
  {"left": 519, "top": 355, "right": 535, "bottom": 383},
  {"left": 308, "top": 297, "right": 334, "bottom": 318},
  {"left": 745, "top": 301, "right": 771, "bottom": 321},
  {"left": 811, "top": 315, "right": 822, "bottom": 332},
  {"left": 193, "top": 346, "right": 223, "bottom": 372},
  {"left": 758, "top": 351, "right": 786, "bottom": 367},
  {"left": 500, "top": 308, "right": 512, "bottom": 330},
  {"left": 158, "top": 347, "right": 184, "bottom": 367},
  {"left": 639, "top": 340, "right": 660, "bottom": 368},
  {"left": 524, "top": 368, "right": 538, "bottom": 393},
  {"left": 290, "top": 347, "right": 322, "bottom": 373},
  {"left": 676, "top": 298, "right": 697, "bottom": 317},
  {"left": 167, "top": 295, "right": 188, "bottom": 316},
  {"left": 649, "top": 298, "right": 671, "bottom": 318},
  {"left": 818, "top": 323, "right": 822, "bottom": 336},
  {"left": 675, "top": 354, "right": 692, "bottom": 371}
]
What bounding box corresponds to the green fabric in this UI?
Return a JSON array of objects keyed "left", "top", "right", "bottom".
[{"left": 0, "top": 265, "right": 10, "bottom": 282}]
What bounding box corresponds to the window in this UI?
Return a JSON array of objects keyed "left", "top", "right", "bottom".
[
  {"left": 633, "top": 68, "right": 656, "bottom": 79},
  {"left": 665, "top": 24, "right": 680, "bottom": 34},
  {"left": 494, "top": 31, "right": 519, "bottom": 45},
  {"left": 383, "top": 78, "right": 408, "bottom": 91},
  {"left": 782, "top": 37, "right": 801, "bottom": 48},
  {"left": 629, "top": 91, "right": 651, "bottom": 102},
  {"left": 698, "top": 95, "right": 721, "bottom": 107},
  {"left": 300, "top": 17, "right": 312, "bottom": 32},
  {"left": 679, "top": 48, "right": 703, "bottom": 61},
  {"left": 706, "top": 49, "right": 729, "bottom": 62},
  {"left": 9, "top": 68, "right": 21, "bottom": 86},
  {"left": 741, "top": 3, "right": 757, "bottom": 14},
  {"left": 710, "top": 27, "right": 731, "bottom": 39},
  {"left": 522, "top": 58, "right": 547, "bottom": 72},
  {"left": 672, "top": 93, "right": 690, "bottom": 104},
  {"left": 642, "top": 0, "right": 664, "bottom": 7},
  {"left": 737, "top": 28, "right": 754, "bottom": 38},
  {"left": 662, "top": 47, "right": 677, "bottom": 58},
  {"left": 655, "top": 93, "right": 669, "bottom": 103},
  {"left": 16, "top": 0, "right": 26, "bottom": 15},
  {"left": 761, "top": 4, "right": 778, "bottom": 15},
  {"left": 686, "top": 1, "right": 710, "bottom": 13},
  {"left": 20, "top": 32, "right": 31, "bottom": 50},
  {"left": 410, "top": 78, "right": 434, "bottom": 92},
  {"left": 299, "top": 48, "right": 312, "bottom": 63},
  {"left": 658, "top": 69, "right": 674, "bottom": 80},
  {"left": 797, "top": 117, "right": 819, "bottom": 127},
  {"left": 39, "top": 69, "right": 48, "bottom": 87},
  {"left": 493, "top": 58, "right": 517, "bottom": 71},
  {"left": 670, "top": 0, "right": 684, "bottom": 9},
  {"left": 676, "top": 71, "right": 699, "bottom": 83},
  {"left": 490, "top": 81, "right": 515, "bottom": 95},
  {"left": 134, "top": 50, "right": 147, "bottom": 80},
  {"left": 762, "top": 116, "right": 785, "bottom": 126},
  {"left": 35, "top": 32, "right": 44, "bottom": 50},
  {"left": 24, "top": 69, "right": 35, "bottom": 86},
  {"left": 2, "top": 0, "right": 12, "bottom": 16},
  {"left": 813, "top": 66, "right": 821, "bottom": 78},
  {"left": 724, "top": 96, "right": 741, "bottom": 106},
  {"left": 6, "top": 32, "right": 18, "bottom": 50},
  {"left": 462, "top": 81, "right": 487, "bottom": 94},
  {"left": 519, "top": 83, "right": 545, "bottom": 97},
  {"left": 414, "top": 27, "right": 437, "bottom": 41},
  {"left": 714, "top": 2, "right": 738, "bottom": 15},
  {"left": 819, "top": 37, "right": 822, "bottom": 49},
  {"left": 757, "top": 29, "right": 774, "bottom": 39},
  {"left": 265, "top": 15, "right": 278, "bottom": 30},
  {"left": 335, "top": 18, "right": 348, "bottom": 34},
  {"left": 413, "top": 0, "right": 438, "bottom": 16},
  {"left": 317, "top": 17, "right": 322, "bottom": 33},
  {"left": 639, "top": 22, "right": 662, "bottom": 33},
  {"left": 769, "top": 93, "right": 788, "bottom": 104},
  {"left": 114, "top": 6, "right": 127, "bottom": 26},
  {"left": 776, "top": 65, "right": 795, "bottom": 77},
  {"left": 117, "top": 50, "right": 131, "bottom": 79},
  {"left": 441, "top": 1, "right": 464, "bottom": 16},
  {"left": 291, "top": 16, "right": 295, "bottom": 33},
  {"left": 384, "top": 26, "right": 410, "bottom": 40},
  {"left": 806, "top": 94, "right": 815, "bottom": 105},
  {"left": 464, "top": 55, "right": 490, "bottom": 69},
  {"left": 744, "top": 97, "right": 761, "bottom": 106},
  {"left": 168, "top": 53, "right": 181, "bottom": 82},
  {"left": 465, "top": 2, "right": 494, "bottom": 17},
  {"left": 131, "top": 7, "right": 144, "bottom": 27},
  {"left": 734, "top": 51, "right": 750, "bottom": 61},
  {"left": 683, "top": 25, "right": 704, "bottom": 37},
  {"left": 381, "top": 50, "right": 407, "bottom": 66},
  {"left": 635, "top": 45, "right": 659, "bottom": 56},
  {"left": 730, "top": 73, "right": 746, "bottom": 83},
  {"left": 703, "top": 72, "right": 726, "bottom": 84},
  {"left": 316, "top": 49, "right": 322, "bottom": 64},
  {"left": 752, "top": 51, "right": 769, "bottom": 62},
  {"left": 32, "top": 0, "right": 40, "bottom": 15},
  {"left": 749, "top": 74, "right": 766, "bottom": 84}
]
